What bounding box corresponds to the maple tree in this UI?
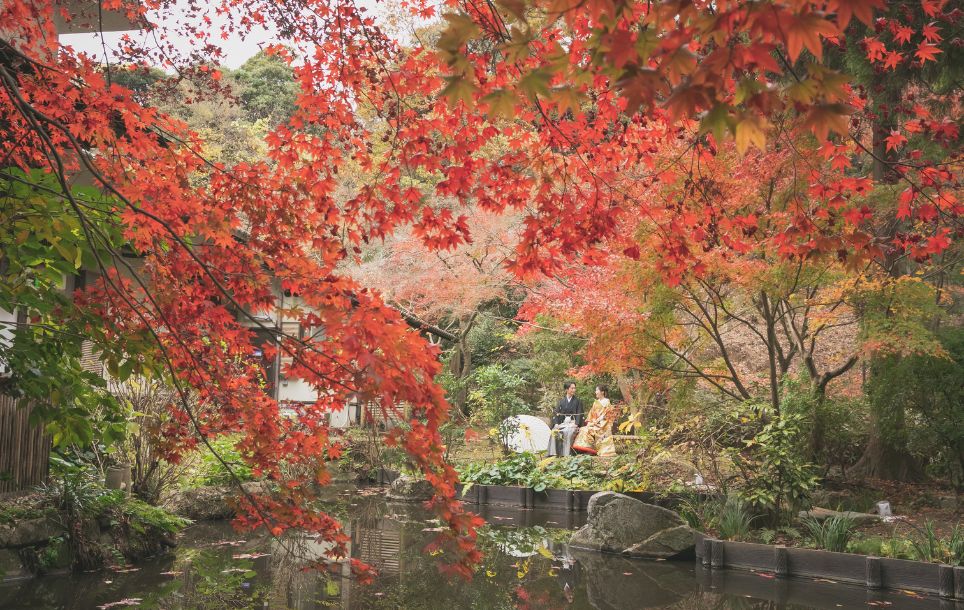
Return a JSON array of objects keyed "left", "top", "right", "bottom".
[
  {"left": 1, "top": 0, "right": 960, "bottom": 576},
  {"left": 351, "top": 207, "right": 521, "bottom": 413},
  {"left": 519, "top": 134, "right": 952, "bottom": 460}
]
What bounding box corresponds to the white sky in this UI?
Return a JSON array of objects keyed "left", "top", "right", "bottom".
[{"left": 58, "top": 0, "right": 428, "bottom": 70}]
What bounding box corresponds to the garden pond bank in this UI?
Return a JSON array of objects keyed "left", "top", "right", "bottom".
[{"left": 0, "top": 484, "right": 952, "bottom": 609}]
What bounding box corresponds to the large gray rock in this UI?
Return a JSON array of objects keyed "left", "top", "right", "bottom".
[
  {"left": 798, "top": 507, "right": 880, "bottom": 526},
  {"left": 167, "top": 481, "right": 272, "bottom": 521},
  {"left": 385, "top": 475, "right": 435, "bottom": 502},
  {"left": 0, "top": 518, "right": 61, "bottom": 548},
  {"left": 167, "top": 486, "right": 236, "bottom": 521},
  {"left": 569, "top": 492, "right": 696, "bottom": 559}
]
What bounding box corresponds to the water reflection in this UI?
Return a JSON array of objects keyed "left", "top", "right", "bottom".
[{"left": 0, "top": 488, "right": 947, "bottom": 610}]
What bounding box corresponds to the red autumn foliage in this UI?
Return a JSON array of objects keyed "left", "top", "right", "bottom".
[{"left": 1, "top": 0, "right": 959, "bottom": 577}]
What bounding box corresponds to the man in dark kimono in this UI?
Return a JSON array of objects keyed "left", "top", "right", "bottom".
[
  {"left": 553, "top": 381, "right": 584, "bottom": 426},
  {"left": 547, "top": 381, "right": 583, "bottom": 456}
]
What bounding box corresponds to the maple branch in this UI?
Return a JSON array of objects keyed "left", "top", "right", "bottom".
[
  {"left": 390, "top": 304, "right": 459, "bottom": 343},
  {"left": 0, "top": 62, "right": 289, "bottom": 536}
]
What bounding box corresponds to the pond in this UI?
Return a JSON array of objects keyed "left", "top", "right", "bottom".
[{"left": 0, "top": 485, "right": 943, "bottom": 609}]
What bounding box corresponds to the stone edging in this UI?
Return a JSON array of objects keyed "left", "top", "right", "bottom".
[{"left": 694, "top": 532, "right": 964, "bottom": 601}]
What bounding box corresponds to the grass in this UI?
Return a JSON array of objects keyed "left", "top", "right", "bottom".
[
  {"left": 717, "top": 495, "right": 755, "bottom": 541},
  {"left": 802, "top": 515, "right": 856, "bottom": 552}
]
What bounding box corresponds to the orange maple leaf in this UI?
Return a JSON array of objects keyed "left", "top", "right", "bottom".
[
  {"left": 831, "top": 0, "right": 882, "bottom": 29},
  {"left": 802, "top": 103, "right": 852, "bottom": 141},
  {"left": 781, "top": 12, "right": 840, "bottom": 62}
]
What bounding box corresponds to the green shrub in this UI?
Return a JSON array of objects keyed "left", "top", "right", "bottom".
[
  {"left": 459, "top": 453, "right": 540, "bottom": 489},
  {"left": 802, "top": 515, "right": 856, "bottom": 552},
  {"left": 847, "top": 535, "right": 884, "bottom": 556},
  {"left": 728, "top": 405, "right": 818, "bottom": 523},
  {"left": 869, "top": 327, "right": 964, "bottom": 488},
  {"left": 183, "top": 435, "right": 254, "bottom": 488}
]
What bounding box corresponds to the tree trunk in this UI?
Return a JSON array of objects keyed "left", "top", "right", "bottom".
[
  {"left": 850, "top": 432, "right": 925, "bottom": 481},
  {"left": 449, "top": 335, "right": 472, "bottom": 416},
  {"left": 850, "top": 399, "right": 925, "bottom": 482},
  {"left": 759, "top": 292, "right": 781, "bottom": 414}
]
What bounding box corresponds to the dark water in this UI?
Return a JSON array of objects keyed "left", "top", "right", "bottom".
[{"left": 0, "top": 486, "right": 946, "bottom": 609}]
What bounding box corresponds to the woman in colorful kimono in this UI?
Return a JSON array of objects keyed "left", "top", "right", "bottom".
[{"left": 571, "top": 385, "right": 617, "bottom": 456}]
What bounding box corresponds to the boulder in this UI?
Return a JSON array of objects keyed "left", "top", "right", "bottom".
[
  {"left": 167, "top": 486, "right": 236, "bottom": 521},
  {"left": 386, "top": 475, "right": 435, "bottom": 502},
  {"left": 569, "top": 492, "right": 696, "bottom": 559},
  {"left": 167, "top": 481, "right": 273, "bottom": 521},
  {"left": 798, "top": 507, "right": 880, "bottom": 526},
  {"left": 0, "top": 517, "right": 61, "bottom": 548}
]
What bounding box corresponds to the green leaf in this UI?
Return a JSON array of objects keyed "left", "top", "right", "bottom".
[
  {"left": 481, "top": 89, "right": 518, "bottom": 119},
  {"left": 441, "top": 75, "right": 479, "bottom": 108}
]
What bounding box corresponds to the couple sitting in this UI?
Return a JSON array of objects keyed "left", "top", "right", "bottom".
[{"left": 547, "top": 382, "right": 617, "bottom": 457}]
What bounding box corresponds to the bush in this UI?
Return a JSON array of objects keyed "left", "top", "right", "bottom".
[
  {"left": 728, "top": 404, "right": 818, "bottom": 523},
  {"left": 870, "top": 328, "right": 964, "bottom": 488},
  {"left": 183, "top": 435, "right": 254, "bottom": 488},
  {"left": 109, "top": 378, "right": 197, "bottom": 503},
  {"left": 41, "top": 457, "right": 188, "bottom": 571},
  {"left": 457, "top": 453, "right": 651, "bottom": 493},
  {"left": 467, "top": 364, "right": 531, "bottom": 451}
]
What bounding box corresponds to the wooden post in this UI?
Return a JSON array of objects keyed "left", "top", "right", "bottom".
[
  {"left": 955, "top": 566, "right": 964, "bottom": 600},
  {"left": 566, "top": 490, "right": 575, "bottom": 512},
  {"left": 938, "top": 565, "right": 954, "bottom": 599},
  {"left": 774, "top": 545, "right": 789, "bottom": 578},
  {"left": 866, "top": 556, "right": 882, "bottom": 590},
  {"left": 478, "top": 485, "right": 488, "bottom": 505},
  {"left": 524, "top": 487, "right": 534, "bottom": 509},
  {"left": 711, "top": 539, "right": 724, "bottom": 569},
  {"left": 701, "top": 538, "right": 713, "bottom": 567}
]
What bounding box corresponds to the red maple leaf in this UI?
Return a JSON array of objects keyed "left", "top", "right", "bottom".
[
  {"left": 863, "top": 36, "right": 886, "bottom": 62},
  {"left": 914, "top": 42, "right": 942, "bottom": 63},
  {"left": 893, "top": 25, "right": 914, "bottom": 45},
  {"left": 921, "top": 23, "right": 942, "bottom": 43},
  {"left": 884, "top": 131, "right": 907, "bottom": 152},
  {"left": 920, "top": 0, "right": 945, "bottom": 17},
  {"left": 882, "top": 51, "right": 903, "bottom": 70}
]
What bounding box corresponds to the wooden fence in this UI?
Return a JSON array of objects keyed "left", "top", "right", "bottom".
[
  {"left": 0, "top": 394, "right": 50, "bottom": 495},
  {"left": 695, "top": 532, "right": 964, "bottom": 601}
]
